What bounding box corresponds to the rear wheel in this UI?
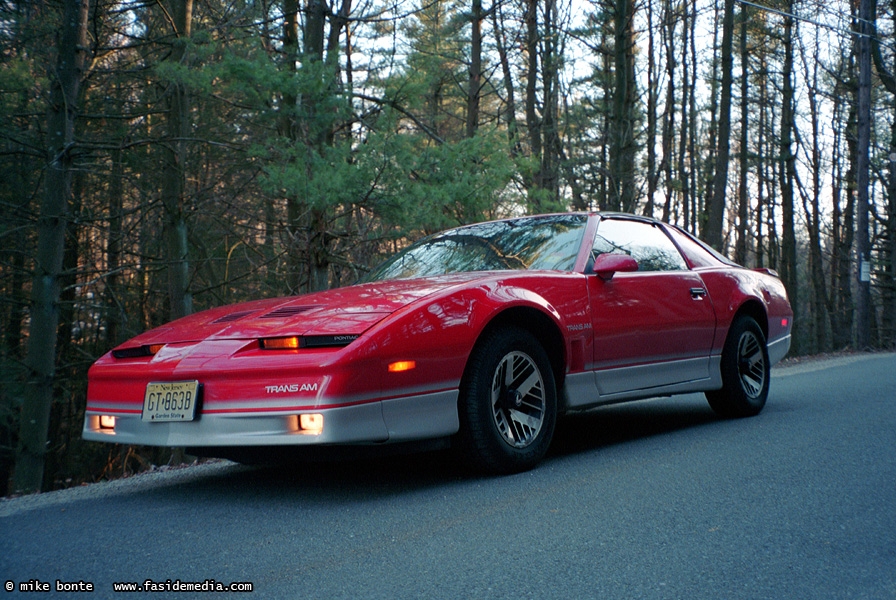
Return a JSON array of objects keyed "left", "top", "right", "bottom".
[
  {"left": 706, "top": 315, "right": 769, "bottom": 418},
  {"left": 456, "top": 327, "right": 557, "bottom": 474}
]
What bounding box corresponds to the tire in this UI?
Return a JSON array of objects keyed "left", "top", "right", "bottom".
[
  {"left": 706, "top": 315, "right": 770, "bottom": 418},
  {"left": 456, "top": 327, "right": 557, "bottom": 474}
]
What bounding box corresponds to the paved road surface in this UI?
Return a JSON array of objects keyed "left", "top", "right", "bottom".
[{"left": 2, "top": 352, "right": 895, "bottom": 599}]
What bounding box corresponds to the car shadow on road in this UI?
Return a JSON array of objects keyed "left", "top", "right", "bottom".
[
  {"left": 548, "top": 394, "right": 719, "bottom": 459},
  {"left": 155, "top": 394, "right": 722, "bottom": 502},
  {"left": 158, "top": 449, "right": 469, "bottom": 504}
]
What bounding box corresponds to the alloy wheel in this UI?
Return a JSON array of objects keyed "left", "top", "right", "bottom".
[
  {"left": 489, "top": 351, "right": 546, "bottom": 448},
  {"left": 737, "top": 330, "right": 766, "bottom": 399}
]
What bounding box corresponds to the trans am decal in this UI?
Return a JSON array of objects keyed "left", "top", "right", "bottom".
[{"left": 265, "top": 383, "right": 320, "bottom": 394}]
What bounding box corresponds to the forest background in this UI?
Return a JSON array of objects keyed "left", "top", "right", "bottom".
[{"left": 1, "top": 0, "right": 894, "bottom": 494}]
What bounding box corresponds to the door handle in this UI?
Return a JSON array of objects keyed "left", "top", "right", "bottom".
[{"left": 690, "top": 287, "right": 707, "bottom": 299}]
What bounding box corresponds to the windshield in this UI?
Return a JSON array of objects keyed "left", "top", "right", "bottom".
[{"left": 363, "top": 214, "right": 588, "bottom": 282}]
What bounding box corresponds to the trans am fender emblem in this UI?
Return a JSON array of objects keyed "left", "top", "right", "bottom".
[{"left": 265, "top": 383, "right": 319, "bottom": 394}]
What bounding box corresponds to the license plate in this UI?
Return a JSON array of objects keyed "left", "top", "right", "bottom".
[{"left": 142, "top": 381, "right": 199, "bottom": 422}]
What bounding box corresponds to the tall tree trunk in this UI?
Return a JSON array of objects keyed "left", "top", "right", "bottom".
[
  {"left": 106, "top": 143, "right": 125, "bottom": 347},
  {"left": 305, "top": 0, "right": 332, "bottom": 292},
  {"left": 56, "top": 171, "right": 84, "bottom": 370},
  {"left": 766, "top": 82, "right": 780, "bottom": 271},
  {"left": 492, "top": 4, "right": 520, "bottom": 156},
  {"left": 262, "top": 0, "right": 277, "bottom": 271},
  {"left": 13, "top": 0, "right": 90, "bottom": 494},
  {"left": 678, "top": 0, "right": 691, "bottom": 229},
  {"left": 701, "top": 2, "right": 721, "bottom": 238},
  {"left": 884, "top": 5, "right": 896, "bottom": 347},
  {"left": 855, "top": 0, "right": 874, "bottom": 348},
  {"left": 282, "top": 0, "right": 301, "bottom": 292},
  {"left": 756, "top": 54, "right": 768, "bottom": 266},
  {"left": 609, "top": 0, "right": 636, "bottom": 212},
  {"left": 831, "top": 76, "right": 856, "bottom": 349},
  {"left": 284, "top": 0, "right": 348, "bottom": 293},
  {"left": 524, "top": 0, "right": 543, "bottom": 210},
  {"left": 524, "top": 0, "right": 540, "bottom": 163},
  {"left": 466, "top": 0, "right": 482, "bottom": 139},
  {"left": 884, "top": 104, "right": 896, "bottom": 347},
  {"left": 706, "top": 0, "right": 735, "bottom": 251},
  {"left": 804, "top": 35, "right": 829, "bottom": 352},
  {"left": 522, "top": 0, "right": 561, "bottom": 210},
  {"left": 599, "top": 41, "right": 611, "bottom": 210},
  {"left": 3, "top": 92, "right": 31, "bottom": 360},
  {"left": 660, "top": 1, "right": 675, "bottom": 222},
  {"left": 644, "top": 0, "right": 657, "bottom": 218},
  {"left": 780, "top": 4, "right": 798, "bottom": 352},
  {"left": 734, "top": 3, "right": 749, "bottom": 266},
  {"left": 687, "top": 0, "right": 699, "bottom": 233},
  {"left": 541, "top": 0, "right": 560, "bottom": 206},
  {"left": 282, "top": 0, "right": 329, "bottom": 293},
  {"left": 162, "top": 0, "right": 193, "bottom": 321}
]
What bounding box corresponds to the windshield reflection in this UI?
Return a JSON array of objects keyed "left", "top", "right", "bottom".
[{"left": 363, "top": 215, "right": 588, "bottom": 282}]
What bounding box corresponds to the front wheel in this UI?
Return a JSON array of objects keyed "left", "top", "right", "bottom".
[
  {"left": 456, "top": 327, "right": 557, "bottom": 474},
  {"left": 706, "top": 315, "right": 770, "bottom": 418}
]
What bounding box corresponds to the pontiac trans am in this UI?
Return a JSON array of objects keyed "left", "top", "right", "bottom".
[{"left": 83, "top": 213, "right": 792, "bottom": 473}]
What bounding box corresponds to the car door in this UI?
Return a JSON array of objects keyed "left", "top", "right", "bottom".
[{"left": 587, "top": 218, "right": 717, "bottom": 397}]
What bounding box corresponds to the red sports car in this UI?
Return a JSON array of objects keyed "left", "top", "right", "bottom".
[{"left": 83, "top": 213, "right": 792, "bottom": 473}]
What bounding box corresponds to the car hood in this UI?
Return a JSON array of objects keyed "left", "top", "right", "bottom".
[{"left": 114, "top": 272, "right": 499, "bottom": 348}]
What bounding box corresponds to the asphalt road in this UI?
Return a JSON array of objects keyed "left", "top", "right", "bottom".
[{"left": 2, "top": 352, "right": 895, "bottom": 599}]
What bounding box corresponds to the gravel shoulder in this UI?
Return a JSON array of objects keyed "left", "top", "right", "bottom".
[{"left": 0, "top": 460, "right": 240, "bottom": 518}]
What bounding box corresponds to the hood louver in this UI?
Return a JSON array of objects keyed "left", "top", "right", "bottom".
[
  {"left": 211, "top": 310, "right": 256, "bottom": 324},
  {"left": 259, "top": 305, "right": 320, "bottom": 319}
]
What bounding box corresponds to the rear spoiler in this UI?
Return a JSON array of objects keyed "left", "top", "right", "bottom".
[{"left": 752, "top": 267, "right": 780, "bottom": 278}]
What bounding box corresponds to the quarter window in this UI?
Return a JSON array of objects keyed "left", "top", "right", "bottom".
[{"left": 592, "top": 219, "right": 688, "bottom": 272}]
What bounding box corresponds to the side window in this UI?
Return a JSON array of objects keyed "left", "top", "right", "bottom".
[{"left": 592, "top": 219, "right": 688, "bottom": 272}]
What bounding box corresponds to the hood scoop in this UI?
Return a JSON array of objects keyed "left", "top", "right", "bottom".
[
  {"left": 259, "top": 305, "right": 321, "bottom": 319},
  {"left": 210, "top": 310, "right": 256, "bottom": 324}
]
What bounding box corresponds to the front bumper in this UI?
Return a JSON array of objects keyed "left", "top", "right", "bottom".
[{"left": 83, "top": 388, "right": 460, "bottom": 447}]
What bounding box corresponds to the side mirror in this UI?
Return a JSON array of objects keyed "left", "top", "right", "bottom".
[{"left": 592, "top": 253, "right": 638, "bottom": 281}]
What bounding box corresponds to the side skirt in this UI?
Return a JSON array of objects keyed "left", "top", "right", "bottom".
[{"left": 561, "top": 356, "right": 723, "bottom": 411}]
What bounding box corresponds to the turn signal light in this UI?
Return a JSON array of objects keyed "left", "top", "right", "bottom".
[
  {"left": 260, "top": 336, "right": 300, "bottom": 350},
  {"left": 388, "top": 361, "right": 416, "bottom": 373},
  {"left": 261, "top": 335, "right": 360, "bottom": 349},
  {"left": 99, "top": 415, "right": 116, "bottom": 429}
]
